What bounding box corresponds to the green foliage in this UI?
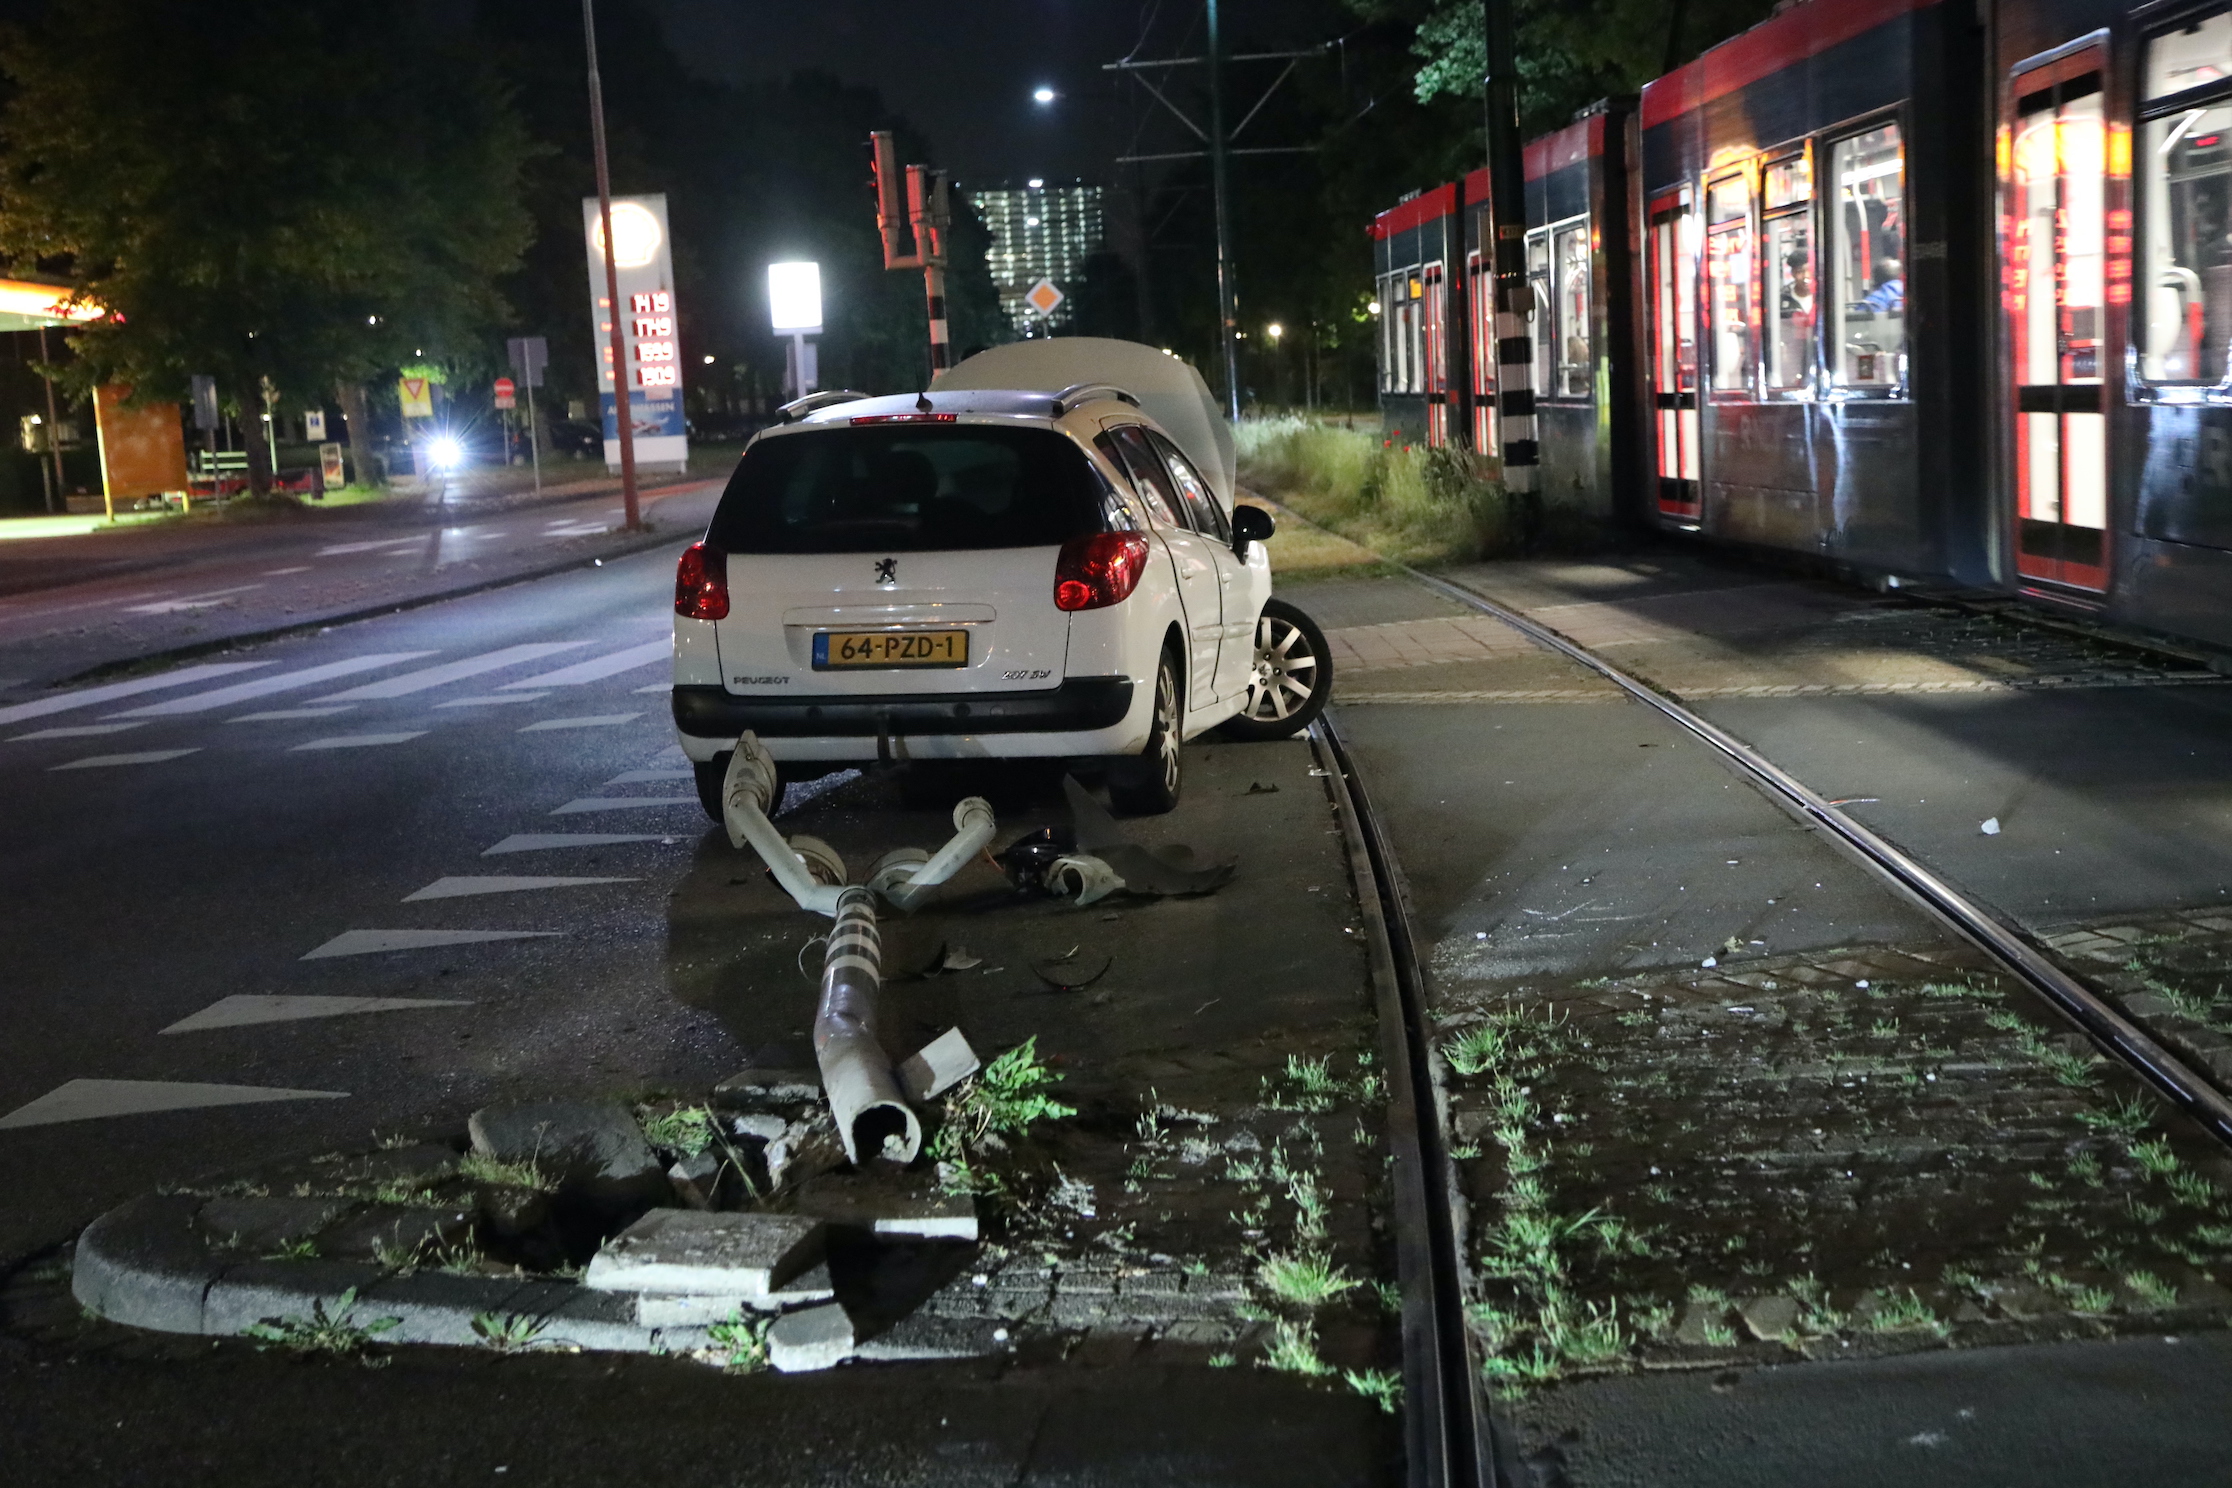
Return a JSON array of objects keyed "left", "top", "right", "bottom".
[
  {"left": 707, "top": 1309, "right": 773, "bottom": 1372},
  {"left": 1866, "top": 1289, "right": 1949, "bottom": 1337},
  {"left": 1257, "top": 1250, "right": 1362, "bottom": 1307},
  {"left": 2123, "top": 1270, "right": 2179, "bottom": 1310},
  {"left": 1444, "top": 1024, "right": 1509, "bottom": 1078},
  {"left": 1261, "top": 1318, "right": 1335, "bottom": 1376},
  {"left": 267, "top": 1237, "right": 319, "bottom": 1261},
  {"left": 640, "top": 1105, "right": 718, "bottom": 1158},
  {"left": 930, "top": 1037, "right": 1074, "bottom": 1184},
  {"left": 2131, "top": 1138, "right": 2182, "bottom": 1176},
  {"left": 470, "top": 1312, "right": 549, "bottom": 1352},
  {"left": 1344, "top": 1367, "right": 1403, "bottom": 1413},
  {"left": 243, "top": 1288, "right": 399, "bottom": 1356},
  {"left": 2078, "top": 1096, "right": 2156, "bottom": 1138},
  {"left": 0, "top": 0, "right": 535, "bottom": 479},
  {"left": 1236, "top": 417, "right": 1508, "bottom": 567},
  {"left": 458, "top": 1153, "right": 553, "bottom": 1192}
]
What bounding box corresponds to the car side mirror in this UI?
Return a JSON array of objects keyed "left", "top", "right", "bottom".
[{"left": 1232, "top": 504, "right": 1275, "bottom": 556}]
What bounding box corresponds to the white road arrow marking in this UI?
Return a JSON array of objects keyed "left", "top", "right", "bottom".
[
  {"left": 483, "top": 833, "right": 667, "bottom": 854},
  {"left": 161, "top": 995, "right": 470, "bottom": 1034},
  {"left": 301, "top": 928, "right": 561, "bottom": 959},
  {"left": 402, "top": 875, "right": 635, "bottom": 901},
  {"left": 0, "top": 1079, "right": 346, "bottom": 1129}
]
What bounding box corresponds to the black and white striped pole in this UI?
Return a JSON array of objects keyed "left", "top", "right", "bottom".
[
  {"left": 872, "top": 131, "right": 954, "bottom": 383},
  {"left": 1482, "top": 0, "right": 1538, "bottom": 542}
]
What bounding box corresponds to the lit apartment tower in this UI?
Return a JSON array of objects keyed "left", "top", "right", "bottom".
[{"left": 968, "top": 179, "right": 1105, "bottom": 336}]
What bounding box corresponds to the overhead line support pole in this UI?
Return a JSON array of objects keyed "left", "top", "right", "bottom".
[
  {"left": 583, "top": 0, "right": 639, "bottom": 532},
  {"left": 1207, "top": 0, "right": 1241, "bottom": 421},
  {"left": 1483, "top": 0, "right": 1537, "bottom": 538}
]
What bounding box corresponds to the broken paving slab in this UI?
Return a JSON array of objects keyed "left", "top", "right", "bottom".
[
  {"left": 316, "top": 1204, "right": 477, "bottom": 1263},
  {"left": 712, "top": 1066, "right": 822, "bottom": 1108},
  {"left": 633, "top": 1262, "right": 836, "bottom": 1326},
  {"left": 789, "top": 1172, "right": 980, "bottom": 1241},
  {"left": 468, "top": 1100, "right": 666, "bottom": 1206},
  {"left": 581, "top": 1209, "right": 824, "bottom": 1298},
  {"left": 768, "top": 1301, "right": 856, "bottom": 1373},
  {"left": 195, "top": 1196, "right": 353, "bottom": 1253}
]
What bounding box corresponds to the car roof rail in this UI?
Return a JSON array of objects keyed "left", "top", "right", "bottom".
[
  {"left": 776, "top": 390, "right": 873, "bottom": 422},
  {"left": 1049, "top": 383, "right": 1142, "bottom": 416}
]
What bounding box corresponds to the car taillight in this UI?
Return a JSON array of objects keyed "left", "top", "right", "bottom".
[
  {"left": 675, "top": 541, "right": 729, "bottom": 620},
  {"left": 1054, "top": 532, "right": 1151, "bottom": 611}
]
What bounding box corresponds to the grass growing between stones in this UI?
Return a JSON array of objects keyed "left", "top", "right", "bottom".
[
  {"left": 457, "top": 1152, "right": 553, "bottom": 1191},
  {"left": 1436, "top": 945, "right": 2232, "bottom": 1395},
  {"left": 242, "top": 1288, "right": 399, "bottom": 1359}
]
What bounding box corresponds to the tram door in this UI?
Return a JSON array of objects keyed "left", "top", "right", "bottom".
[
  {"left": 1647, "top": 193, "right": 1702, "bottom": 520},
  {"left": 2008, "top": 52, "right": 2112, "bottom": 591},
  {"left": 1468, "top": 248, "right": 1497, "bottom": 454},
  {"left": 1423, "top": 262, "right": 1449, "bottom": 446}
]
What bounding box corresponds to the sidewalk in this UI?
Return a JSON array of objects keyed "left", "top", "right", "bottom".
[{"left": 0, "top": 478, "right": 724, "bottom": 695}]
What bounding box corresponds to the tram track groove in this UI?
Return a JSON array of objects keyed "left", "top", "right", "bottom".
[
  {"left": 1399, "top": 564, "right": 2232, "bottom": 1151},
  {"left": 1308, "top": 718, "right": 1504, "bottom": 1488}
]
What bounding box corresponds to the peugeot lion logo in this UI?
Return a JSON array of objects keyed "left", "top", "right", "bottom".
[{"left": 874, "top": 557, "right": 898, "bottom": 584}]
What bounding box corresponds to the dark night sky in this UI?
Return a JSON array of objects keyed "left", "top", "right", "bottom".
[{"left": 647, "top": 1, "right": 1350, "bottom": 189}]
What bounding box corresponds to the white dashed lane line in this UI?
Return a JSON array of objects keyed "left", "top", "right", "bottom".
[
  {"left": 519, "top": 713, "right": 642, "bottom": 732},
  {"left": 289, "top": 732, "right": 428, "bottom": 751},
  {"left": 605, "top": 769, "right": 692, "bottom": 784},
  {"left": 300, "top": 928, "right": 561, "bottom": 959},
  {"left": 108, "top": 652, "right": 438, "bottom": 718},
  {"left": 401, "top": 875, "right": 635, "bottom": 901},
  {"left": 49, "top": 749, "right": 201, "bottom": 771}
]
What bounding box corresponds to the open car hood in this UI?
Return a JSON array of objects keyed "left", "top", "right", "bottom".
[{"left": 935, "top": 338, "right": 1237, "bottom": 509}]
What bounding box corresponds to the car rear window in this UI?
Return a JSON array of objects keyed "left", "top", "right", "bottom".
[{"left": 707, "top": 424, "right": 1107, "bottom": 554}]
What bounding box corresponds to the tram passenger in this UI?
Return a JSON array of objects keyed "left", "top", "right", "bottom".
[{"left": 1863, "top": 258, "right": 1905, "bottom": 313}]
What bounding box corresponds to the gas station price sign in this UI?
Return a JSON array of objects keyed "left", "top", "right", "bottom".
[{"left": 581, "top": 193, "right": 688, "bottom": 468}]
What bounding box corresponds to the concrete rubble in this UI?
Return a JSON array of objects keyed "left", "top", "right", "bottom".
[
  {"left": 582, "top": 1209, "right": 824, "bottom": 1299},
  {"left": 467, "top": 1100, "right": 667, "bottom": 1207}
]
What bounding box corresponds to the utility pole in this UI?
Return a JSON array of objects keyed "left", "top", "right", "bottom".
[
  {"left": 583, "top": 0, "right": 640, "bottom": 532},
  {"left": 1483, "top": 0, "right": 1538, "bottom": 536},
  {"left": 871, "top": 132, "right": 953, "bottom": 383},
  {"left": 1106, "top": 15, "right": 1324, "bottom": 422},
  {"left": 1206, "top": 0, "right": 1240, "bottom": 420}
]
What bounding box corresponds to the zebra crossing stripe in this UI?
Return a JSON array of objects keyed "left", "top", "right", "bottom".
[
  {"left": 0, "top": 662, "right": 272, "bottom": 728},
  {"left": 108, "top": 653, "right": 438, "bottom": 718},
  {"left": 317, "top": 642, "right": 593, "bottom": 701},
  {"left": 499, "top": 639, "right": 670, "bottom": 689}
]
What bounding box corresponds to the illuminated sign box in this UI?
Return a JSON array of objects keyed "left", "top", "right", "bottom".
[{"left": 582, "top": 193, "right": 688, "bottom": 472}]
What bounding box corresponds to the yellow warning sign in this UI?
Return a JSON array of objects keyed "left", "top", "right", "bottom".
[{"left": 397, "top": 376, "right": 434, "bottom": 419}]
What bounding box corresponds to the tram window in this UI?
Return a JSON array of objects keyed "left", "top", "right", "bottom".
[
  {"left": 1525, "top": 230, "right": 1554, "bottom": 396},
  {"left": 1764, "top": 211, "right": 1815, "bottom": 395},
  {"left": 1554, "top": 221, "right": 1593, "bottom": 398},
  {"left": 1706, "top": 175, "right": 1755, "bottom": 395},
  {"left": 1765, "top": 154, "right": 1812, "bottom": 211},
  {"left": 2143, "top": 15, "right": 2232, "bottom": 384},
  {"left": 1828, "top": 124, "right": 1907, "bottom": 394}
]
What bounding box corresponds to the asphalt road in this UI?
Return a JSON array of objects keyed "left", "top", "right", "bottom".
[{"left": 0, "top": 518, "right": 1391, "bottom": 1488}]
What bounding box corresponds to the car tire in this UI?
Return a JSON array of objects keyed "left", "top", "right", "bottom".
[
  {"left": 692, "top": 753, "right": 732, "bottom": 824},
  {"left": 1109, "top": 647, "right": 1183, "bottom": 816},
  {"left": 1218, "top": 597, "right": 1331, "bottom": 741}
]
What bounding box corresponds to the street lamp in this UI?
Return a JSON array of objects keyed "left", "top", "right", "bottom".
[
  {"left": 769, "top": 261, "right": 823, "bottom": 400},
  {"left": 1032, "top": 86, "right": 1057, "bottom": 104},
  {"left": 1266, "top": 323, "right": 1284, "bottom": 342}
]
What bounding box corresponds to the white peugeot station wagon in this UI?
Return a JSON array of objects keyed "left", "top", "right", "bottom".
[{"left": 669, "top": 338, "right": 1331, "bottom": 816}]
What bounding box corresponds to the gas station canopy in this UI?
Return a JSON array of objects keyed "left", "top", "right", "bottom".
[{"left": 0, "top": 279, "right": 103, "bottom": 333}]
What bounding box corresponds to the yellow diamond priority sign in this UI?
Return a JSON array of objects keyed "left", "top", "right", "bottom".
[{"left": 1025, "top": 278, "right": 1065, "bottom": 318}]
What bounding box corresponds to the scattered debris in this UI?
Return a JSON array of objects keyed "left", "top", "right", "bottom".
[
  {"left": 899, "top": 1028, "right": 981, "bottom": 1102},
  {"left": 1032, "top": 954, "right": 1114, "bottom": 992},
  {"left": 713, "top": 1068, "right": 822, "bottom": 1108},
  {"left": 1049, "top": 854, "right": 1126, "bottom": 905},
  {"left": 582, "top": 1209, "right": 824, "bottom": 1301},
  {"left": 1062, "top": 776, "right": 1237, "bottom": 896},
  {"left": 466, "top": 1101, "right": 667, "bottom": 1208},
  {"left": 768, "top": 1301, "right": 856, "bottom": 1373},
  {"left": 941, "top": 946, "right": 983, "bottom": 972},
  {"left": 1981, "top": 817, "right": 2002, "bottom": 835},
  {"left": 1246, "top": 781, "right": 1280, "bottom": 795}
]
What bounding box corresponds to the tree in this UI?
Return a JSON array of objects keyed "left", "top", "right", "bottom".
[
  {"left": 0, "top": 0, "right": 535, "bottom": 496},
  {"left": 1354, "top": 0, "right": 1780, "bottom": 136}
]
